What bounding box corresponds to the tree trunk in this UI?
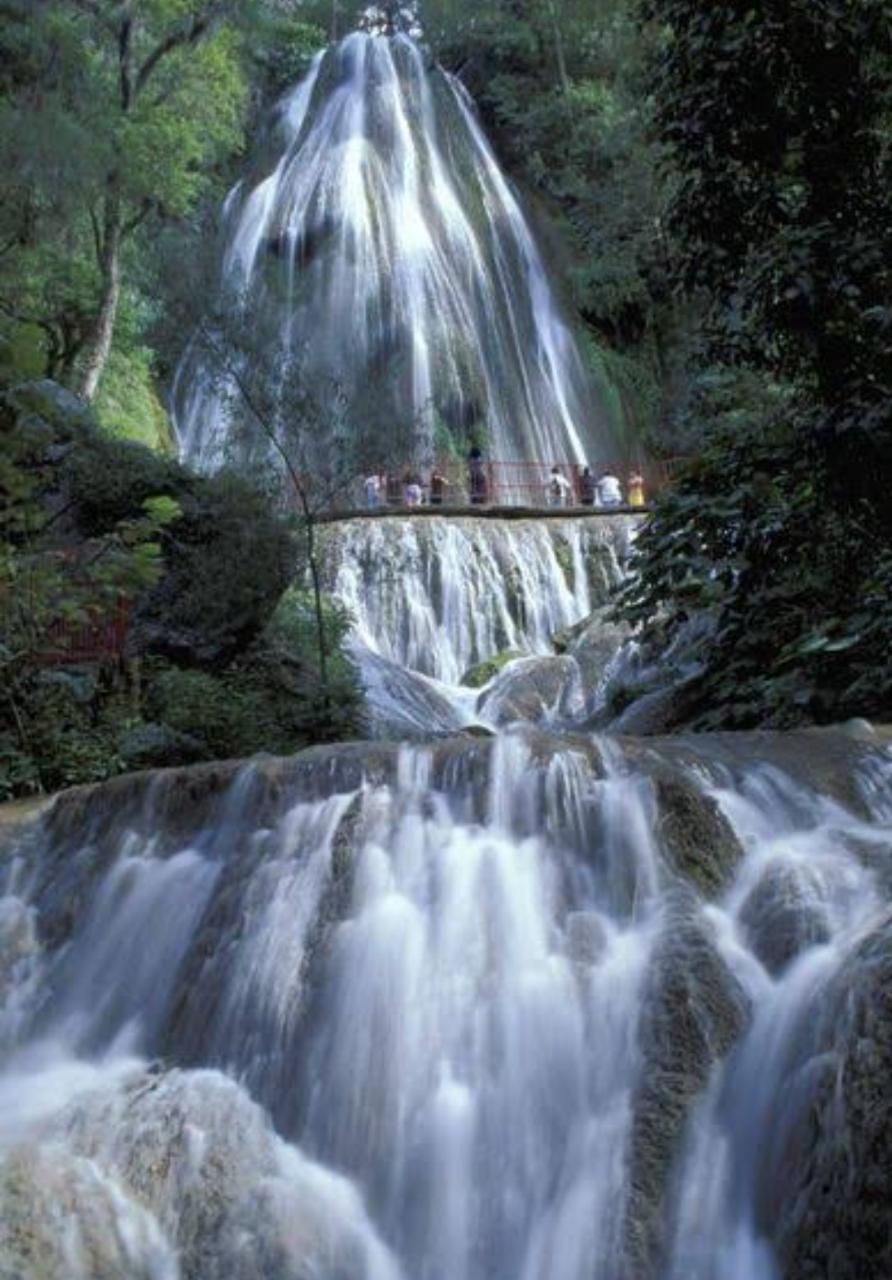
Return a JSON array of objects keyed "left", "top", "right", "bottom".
[
  {"left": 304, "top": 516, "right": 330, "bottom": 691},
  {"left": 79, "top": 198, "right": 122, "bottom": 402},
  {"left": 546, "top": 1, "right": 572, "bottom": 99}
]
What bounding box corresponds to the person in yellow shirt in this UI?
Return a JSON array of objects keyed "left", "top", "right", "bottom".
[{"left": 628, "top": 471, "right": 646, "bottom": 508}]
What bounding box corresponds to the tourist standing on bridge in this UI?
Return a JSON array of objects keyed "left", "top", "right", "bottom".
[
  {"left": 578, "top": 466, "right": 596, "bottom": 507},
  {"left": 597, "top": 470, "right": 623, "bottom": 507},
  {"left": 404, "top": 473, "right": 423, "bottom": 507},
  {"left": 429, "top": 469, "right": 450, "bottom": 506},
  {"left": 468, "top": 447, "right": 488, "bottom": 505},
  {"left": 364, "top": 473, "right": 381, "bottom": 509},
  {"left": 548, "top": 466, "right": 572, "bottom": 507},
  {"left": 628, "top": 471, "right": 646, "bottom": 508}
]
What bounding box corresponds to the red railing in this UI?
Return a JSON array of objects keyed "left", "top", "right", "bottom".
[
  {"left": 292, "top": 457, "right": 687, "bottom": 513},
  {"left": 36, "top": 601, "right": 132, "bottom": 667}
]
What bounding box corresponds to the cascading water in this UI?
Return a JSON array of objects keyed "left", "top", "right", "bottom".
[
  {"left": 173, "top": 32, "right": 621, "bottom": 472},
  {"left": 321, "top": 513, "right": 635, "bottom": 735},
  {"left": 2, "top": 725, "right": 891, "bottom": 1279}
]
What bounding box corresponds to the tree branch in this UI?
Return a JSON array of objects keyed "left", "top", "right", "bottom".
[
  {"left": 64, "top": 0, "right": 117, "bottom": 36},
  {"left": 89, "top": 205, "right": 104, "bottom": 263},
  {"left": 133, "top": 2, "right": 229, "bottom": 100},
  {"left": 122, "top": 198, "right": 154, "bottom": 238},
  {"left": 119, "top": 5, "right": 135, "bottom": 111}
]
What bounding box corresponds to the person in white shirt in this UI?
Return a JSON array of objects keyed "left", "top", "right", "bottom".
[
  {"left": 548, "top": 466, "right": 572, "bottom": 507},
  {"left": 364, "top": 474, "right": 381, "bottom": 509},
  {"left": 597, "top": 471, "right": 623, "bottom": 507}
]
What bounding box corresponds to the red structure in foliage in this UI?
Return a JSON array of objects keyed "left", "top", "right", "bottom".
[{"left": 39, "top": 601, "right": 132, "bottom": 667}]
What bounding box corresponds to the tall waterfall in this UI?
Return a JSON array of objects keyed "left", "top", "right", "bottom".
[
  {"left": 174, "top": 32, "right": 621, "bottom": 471},
  {"left": 2, "top": 727, "right": 891, "bottom": 1278}
]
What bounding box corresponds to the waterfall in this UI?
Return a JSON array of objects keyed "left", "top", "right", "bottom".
[
  {"left": 2, "top": 726, "right": 891, "bottom": 1279},
  {"left": 321, "top": 513, "right": 634, "bottom": 735},
  {"left": 173, "top": 33, "right": 621, "bottom": 472}
]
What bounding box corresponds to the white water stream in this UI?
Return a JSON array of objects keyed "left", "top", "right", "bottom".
[
  {"left": 322, "top": 514, "right": 634, "bottom": 735},
  {"left": 174, "top": 33, "right": 621, "bottom": 471},
  {"left": 1, "top": 728, "right": 890, "bottom": 1278}
]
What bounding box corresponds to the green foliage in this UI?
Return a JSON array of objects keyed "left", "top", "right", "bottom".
[
  {"left": 0, "top": 388, "right": 182, "bottom": 797},
  {"left": 620, "top": 1, "right": 892, "bottom": 728},
  {"left": 95, "top": 346, "right": 176, "bottom": 452},
  {"left": 0, "top": 0, "right": 326, "bottom": 416},
  {"left": 146, "top": 587, "right": 362, "bottom": 760},
  {"left": 0, "top": 378, "right": 360, "bottom": 798}
]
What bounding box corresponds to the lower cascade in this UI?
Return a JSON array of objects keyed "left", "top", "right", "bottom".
[
  {"left": 2, "top": 724, "right": 892, "bottom": 1279},
  {"left": 321, "top": 514, "right": 635, "bottom": 736}
]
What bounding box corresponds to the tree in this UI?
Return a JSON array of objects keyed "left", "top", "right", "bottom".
[
  {"left": 620, "top": 0, "right": 892, "bottom": 727},
  {"left": 193, "top": 306, "right": 418, "bottom": 695},
  {"left": 0, "top": 1, "right": 251, "bottom": 399}
]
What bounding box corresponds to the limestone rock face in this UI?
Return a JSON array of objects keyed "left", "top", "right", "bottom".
[
  {"left": 767, "top": 910, "right": 892, "bottom": 1280},
  {"left": 1, "top": 1067, "right": 399, "bottom": 1280}
]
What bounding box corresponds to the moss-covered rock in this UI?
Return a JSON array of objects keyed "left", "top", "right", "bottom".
[
  {"left": 460, "top": 650, "right": 526, "bottom": 689},
  {"left": 553, "top": 535, "right": 575, "bottom": 592},
  {"left": 652, "top": 770, "right": 744, "bottom": 898},
  {"left": 767, "top": 910, "right": 892, "bottom": 1280},
  {"left": 478, "top": 655, "right": 578, "bottom": 726},
  {"left": 624, "top": 893, "right": 751, "bottom": 1278}
]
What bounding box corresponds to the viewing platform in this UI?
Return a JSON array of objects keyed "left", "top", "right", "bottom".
[{"left": 317, "top": 504, "right": 649, "bottom": 524}]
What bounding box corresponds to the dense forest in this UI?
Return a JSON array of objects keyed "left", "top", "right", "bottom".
[{"left": 2, "top": 0, "right": 892, "bottom": 797}]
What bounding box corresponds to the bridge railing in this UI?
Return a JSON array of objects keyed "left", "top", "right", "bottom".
[{"left": 302, "top": 457, "right": 687, "bottom": 513}]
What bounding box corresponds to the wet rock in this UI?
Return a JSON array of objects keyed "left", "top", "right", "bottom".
[
  {"left": 652, "top": 770, "right": 744, "bottom": 898},
  {"left": 0, "top": 1144, "right": 176, "bottom": 1280},
  {"left": 477, "top": 655, "right": 578, "bottom": 726},
  {"left": 359, "top": 650, "right": 469, "bottom": 740},
  {"left": 768, "top": 909, "right": 892, "bottom": 1280},
  {"left": 553, "top": 604, "right": 629, "bottom": 692},
  {"left": 460, "top": 650, "right": 526, "bottom": 689},
  {"left": 608, "top": 677, "right": 705, "bottom": 737},
  {"left": 119, "top": 722, "right": 205, "bottom": 771},
  {"left": 7, "top": 1066, "right": 399, "bottom": 1280},
  {"left": 739, "top": 862, "right": 832, "bottom": 975},
  {"left": 623, "top": 893, "right": 751, "bottom": 1279},
  {"left": 566, "top": 910, "right": 608, "bottom": 966}
]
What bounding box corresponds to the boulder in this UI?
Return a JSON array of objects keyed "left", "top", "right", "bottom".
[
  {"left": 738, "top": 862, "right": 832, "bottom": 975},
  {"left": 460, "top": 650, "right": 526, "bottom": 689},
  {"left": 623, "top": 893, "right": 751, "bottom": 1278},
  {"left": 555, "top": 606, "right": 630, "bottom": 694},
  {"left": 5, "top": 378, "right": 93, "bottom": 435},
  {"left": 119, "top": 722, "right": 206, "bottom": 772},
  {"left": 477, "top": 655, "right": 579, "bottom": 726},
  {"left": 767, "top": 910, "right": 892, "bottom": 1280},
  {"left": 652, "top": 769, "right": 744, "bottom": 898}
]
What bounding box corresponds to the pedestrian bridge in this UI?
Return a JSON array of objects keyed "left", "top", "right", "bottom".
[{"left": 316, "top": 503, "right": 649, "bottom": 525}]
